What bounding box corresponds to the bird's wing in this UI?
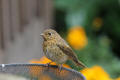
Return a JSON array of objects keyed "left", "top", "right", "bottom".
[
  {"left": 57, "top": 43, "right": 87, "bottom": 68},
  {"left": 57, "top": 43, "right": 77, "bottom": 60}
]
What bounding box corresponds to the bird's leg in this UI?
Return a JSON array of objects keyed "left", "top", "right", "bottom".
[
  {"left": 58, "top": 64, "right": 63, "bottom": 72},
  {"left": 45, "top": 61, "right": 53, "bottom": 67},
  {"left": 45, "top": 62, "right": 53, "bottom": 71}
]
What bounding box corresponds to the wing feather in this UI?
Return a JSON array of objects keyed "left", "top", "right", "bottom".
[{"left": 57, "top": 43, "right": 86, "bottom": 68}]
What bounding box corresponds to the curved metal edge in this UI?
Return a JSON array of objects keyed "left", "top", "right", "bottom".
[{"left": 0, "top": 64, "right": 86, "bottom": 80}]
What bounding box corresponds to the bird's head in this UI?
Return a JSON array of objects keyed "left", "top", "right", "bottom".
[{"left": 40, "top": 29, "right": 60, "bottom": 41}]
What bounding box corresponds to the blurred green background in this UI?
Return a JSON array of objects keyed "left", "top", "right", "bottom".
[{"left": 54, "top": 0, "right": 120, "bottom": 78}]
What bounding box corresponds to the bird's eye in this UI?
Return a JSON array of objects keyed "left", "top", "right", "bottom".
[{"left": 48, "top": 32, "right": 52, "bottom": 36}]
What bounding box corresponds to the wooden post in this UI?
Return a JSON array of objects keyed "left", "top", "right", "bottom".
[
  {"left": 18, "top": 0, "right": 27, "bottom": 32},
  {"left": 0, "top": 0, "right": 53, "bottom": 63},
  {"left": 10, "top": 0, "right": 20, "bottom": 38},
  {"left": 43, "top": 0, "right": 54, "bottom": 27},
  {"left": 2, "top": 0, "right": 12, "bottom": 45},
  {"left": 0, "top": 0, "right": 4, "bottom": 49},
  {"left": 0, "top": 0, "right": 4, "bottom": 63},
  {"left": 37, "top": 0, "right": 53, "bottom": 27}
]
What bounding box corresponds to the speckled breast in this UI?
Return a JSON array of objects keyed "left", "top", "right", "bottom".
[{"left": 45, "top": 44, "right": 68, "bottom": 64}]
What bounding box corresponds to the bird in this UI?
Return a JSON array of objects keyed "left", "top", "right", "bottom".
[{"left": 40, "top": 29, "right": 86, "bottom": 70}]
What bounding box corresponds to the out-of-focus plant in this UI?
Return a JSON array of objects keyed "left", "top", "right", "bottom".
[
  {"left": 67, "top": 26, "right": 88, "bottom": 50},
  {"left": 67, "top": 35, "right": 120, "bottom": 78},
  {"left": 116, "top": 77, "right": 120, "bottom": 80},
  {"left": 54, "top": 0, "right": 120, "bottom": 79},
  {"left": 81, "top": 66, "right": 112, "bottom": 80},
  {"left": 92, "top": 17, "right": 103, "bottom": 31}
]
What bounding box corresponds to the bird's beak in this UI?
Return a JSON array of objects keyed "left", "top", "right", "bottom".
[{"left": 40, "top": 33, "right": 44, "bottom": 36}]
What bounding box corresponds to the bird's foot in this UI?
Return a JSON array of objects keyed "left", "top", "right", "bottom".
[
  {"left": 58, "top": 64, "right": 63, "bottom": 72},
  {"left": 45, "top": 62, "right": 53, "bottom": 67}
]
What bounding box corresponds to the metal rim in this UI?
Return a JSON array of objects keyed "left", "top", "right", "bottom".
[{"left": 0, "top": 63, "right": 86, "bottom": 80}]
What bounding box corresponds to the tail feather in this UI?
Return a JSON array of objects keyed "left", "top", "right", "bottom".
[
  {"left": 72, "top": 57, "right": 87, "bottom": 68},
  {"left": 75, "top": 60, "right": 87, "bottom": 68}
]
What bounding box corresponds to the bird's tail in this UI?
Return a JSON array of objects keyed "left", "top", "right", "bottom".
[
  {"left": 72, "top": 57, "right": 87, "bottom": 68},
  {"left": 75, "top": 60, "right": 87, "bottom": 68}
]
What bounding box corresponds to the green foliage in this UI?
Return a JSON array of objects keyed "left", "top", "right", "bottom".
[
  {"left": 54, "top": 0, "right": 120, "bottom": 78},
  {"left": 66, "top": 36, "right": 120, "bottom": 78}
]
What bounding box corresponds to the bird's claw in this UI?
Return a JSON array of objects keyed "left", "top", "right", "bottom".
[
  {"left": 58, "top": 64, "right": 63, "bottom": 72},
  {"left": 45, "top": 62, "right": 53, "bottom": 68}
]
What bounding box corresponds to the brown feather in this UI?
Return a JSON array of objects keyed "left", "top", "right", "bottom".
[
  {"left": 57, "top": 44, "right": 87, "bottom": 68},
  {"left": 41, "top": 29, "right": 87, "bottom": 68}
]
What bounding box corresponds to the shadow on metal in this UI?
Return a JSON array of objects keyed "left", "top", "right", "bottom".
[{"left": 0, "top": 64, "right": 85, "bottom": 80}]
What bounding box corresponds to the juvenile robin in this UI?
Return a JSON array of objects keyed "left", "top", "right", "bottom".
[{"left": 40, "top": 29, "right": 86, "bottom": 70}]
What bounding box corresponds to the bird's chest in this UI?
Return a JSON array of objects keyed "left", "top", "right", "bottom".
[
  {"left": 43, "top": 42, "right": 68, "bottom": 64},
  {"left": 45, "top": 44, "right": 62, "bottom": 59}
]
